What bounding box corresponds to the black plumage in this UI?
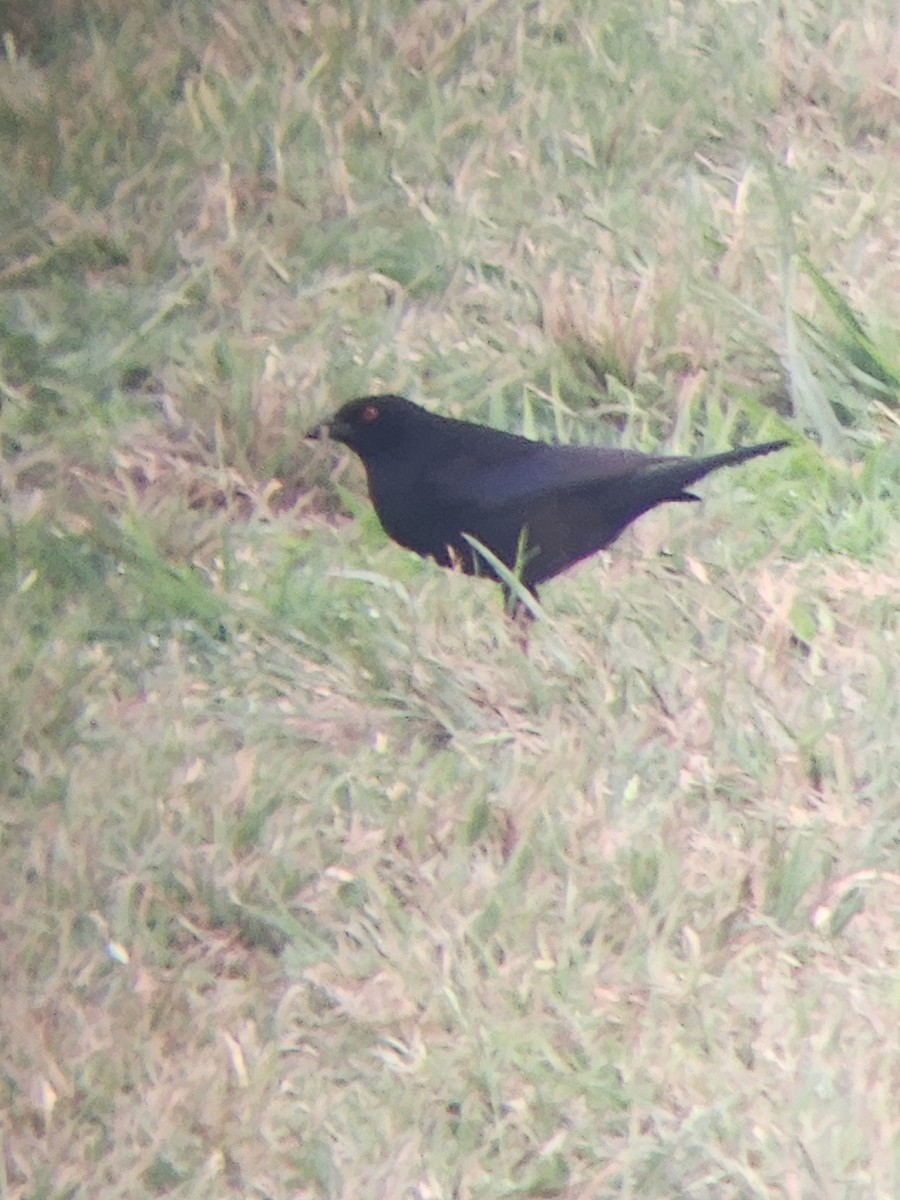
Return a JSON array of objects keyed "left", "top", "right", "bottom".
[{"left": 316, "top": 395, "right": 788, "bottom": 602}]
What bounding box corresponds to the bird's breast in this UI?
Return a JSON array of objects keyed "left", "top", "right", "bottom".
[{"left": 366, "top": 461, "right": 445, "bottom": 555}]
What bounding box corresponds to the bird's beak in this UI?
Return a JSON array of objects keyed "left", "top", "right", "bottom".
[{"left": 308, "top": 416, "right": 353, "bottom": 445}]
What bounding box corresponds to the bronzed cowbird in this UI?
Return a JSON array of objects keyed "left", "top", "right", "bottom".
[{"left": 314, "top": 395, "right": 788, "bottom": 604}]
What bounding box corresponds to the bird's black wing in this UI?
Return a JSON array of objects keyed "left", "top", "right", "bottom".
[
  {"left": 436, "top": 441, "right": 657, "bottom": 510},
  {"left": 435, "top": 439, "right": 786, "bottom": 588},
  {"left": 430, "top": 442, "right": 663, "bottom": 585}
]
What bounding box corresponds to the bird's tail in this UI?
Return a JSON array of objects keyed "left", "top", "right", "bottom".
[
  {"left": 641, "top": 440, "right": 790, "bottom": 505},
  {"left": 690, "top": 440, "right": 790, "bottom": 477}
]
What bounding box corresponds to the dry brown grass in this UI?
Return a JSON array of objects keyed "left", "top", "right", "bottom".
[{"left": 1, "top": 0, "right": 898, "bottom": 1196}]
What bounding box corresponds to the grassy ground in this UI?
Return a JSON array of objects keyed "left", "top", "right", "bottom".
[{"left": 2, "top": 1, "right": 899, "bottom": 1196}]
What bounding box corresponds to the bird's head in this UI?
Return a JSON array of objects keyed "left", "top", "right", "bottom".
[{"left": 313, "top": 395, "right": 431, "bottom": 460}]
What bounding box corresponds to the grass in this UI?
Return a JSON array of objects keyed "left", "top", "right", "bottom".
[{"left": 1, "top": 0, "right": 899, "bottom": 1196}]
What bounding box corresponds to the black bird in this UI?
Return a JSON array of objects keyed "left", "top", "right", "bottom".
[{"left": 315, "top": 395, "right": 788, "bottom": 605}]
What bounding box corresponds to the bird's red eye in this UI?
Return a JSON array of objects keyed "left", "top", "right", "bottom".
[{"left": 360, "top": 404, "right": 380, "bottom": 424}]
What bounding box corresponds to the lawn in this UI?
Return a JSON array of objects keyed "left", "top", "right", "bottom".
[{"left": 1, "top": 1, "right": 899, "bottom": 1196}]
